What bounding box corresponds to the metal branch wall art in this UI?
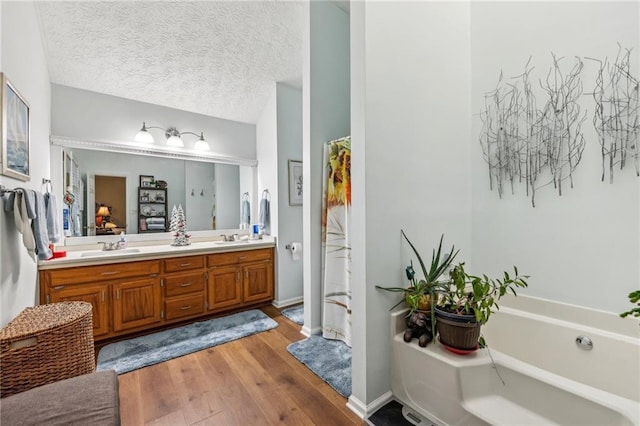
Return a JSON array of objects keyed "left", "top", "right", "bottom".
[
  {"left": 480, "top": 55, "right": 587, "bottom": 207},
  {"left": 586, "top": 45, "right": 640, "bottom": 182}
]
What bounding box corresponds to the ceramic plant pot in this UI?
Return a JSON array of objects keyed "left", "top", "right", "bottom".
[
  {"left": 435, "top": 307, "right": 481, "bottom": 350},
  {"left": 405, "top": 290, "right": 438, "bottom": 312}
]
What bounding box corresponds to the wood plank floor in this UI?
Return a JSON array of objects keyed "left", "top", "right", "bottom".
[{"left": 117, "top": 305, "right": 365, "bottom": 425}]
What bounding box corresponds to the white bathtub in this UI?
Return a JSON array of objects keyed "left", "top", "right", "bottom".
[{"left": 391, "top": 295, "right": 640, "bottom": 426}]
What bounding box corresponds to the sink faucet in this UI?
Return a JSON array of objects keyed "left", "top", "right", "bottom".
[{"left": 98, "top": 241, "right": 118, "bottom": 251}]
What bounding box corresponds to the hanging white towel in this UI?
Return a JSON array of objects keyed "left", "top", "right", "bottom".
[
  {"left": 259, "top": 190, "right": 271, "bottom": 235},
  {"left": 240, "top": 193, "right": 250, "bottom": 227},
  {"left": 45, "top": 193, "right": 60, "bottom": 243}
]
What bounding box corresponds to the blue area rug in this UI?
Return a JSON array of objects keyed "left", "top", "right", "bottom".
[
  {"left": 287, "top": 335, "right": 351, "bottom": 397},
  {"left": 281, "top": 304, "right": 303, "bottom": 325},
  {"left": 97, "top": 309, "right": 278, "bottom": 374}
]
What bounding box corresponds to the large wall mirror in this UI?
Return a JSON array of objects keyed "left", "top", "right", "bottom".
[{"left": 55, "top": 145, "right": 255, "bottom": 238}]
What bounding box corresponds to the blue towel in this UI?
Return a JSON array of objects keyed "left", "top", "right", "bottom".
[
  {"left": 45, "top": 193, "right": 60, "bottom": 243},
  {"left": 8, "top": 190, "right": 36, "bottom": 260},
  {"left": 32, "top": 191, "right": 52, "bottom": 260},
  {"left": 259, "top": 197, "right": 270, "bottom": 235}
]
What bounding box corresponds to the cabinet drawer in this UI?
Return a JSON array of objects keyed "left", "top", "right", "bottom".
[
  {"left": 164, "top": 255, "right": 205, "bottom": 273},
  {"left": 207, "top": 248, "right": 272, "bottom": 267},
  {"left": 47, "top": 260, "right": 160, "bottom": 286},
  {"left": 164, "top": 272, "right": 205, "bottom": 297},
  {"left": 165, "top": 294, "right": 205, "bottom": 320}
]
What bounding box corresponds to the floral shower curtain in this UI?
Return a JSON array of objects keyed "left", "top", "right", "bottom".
[{"left": 321, "top": 136, "right": 351, "bottom": 346}]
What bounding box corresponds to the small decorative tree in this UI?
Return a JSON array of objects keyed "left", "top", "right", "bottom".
[{"left": 170, "top": 204, "right": 191, "bottom": 246}]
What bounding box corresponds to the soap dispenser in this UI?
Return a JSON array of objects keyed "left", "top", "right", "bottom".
[{"left": 118, "top": 232, "right": 127, "bottom": 249}]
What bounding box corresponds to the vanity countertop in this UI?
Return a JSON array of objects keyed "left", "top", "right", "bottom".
[{"left": 38, "top": 237, "right": 277, "bottom": 270}]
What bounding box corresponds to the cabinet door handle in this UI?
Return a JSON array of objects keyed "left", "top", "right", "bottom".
[
  {"left": 101, "top": 291, "right": 105, "bottom": 303},
  {"left": 180, "top": 263, "right": 191, "bottom": 267},
  {"left": 53, "top": 285, "right": 65, "bottom": 290},
  {"left": 180, "top": 282, "right": 193, "bottom": 287},
  {"left": 101, "top": 271, "right": 119, "bottom": 276},
  {"left": 116, "top": 289, "right": 120, "bottom": 300},
  {"left": 237, "top": 271, "right": 240, "bottom": 281},
  {"left": 246, "top": 270, "right": 249, "bottom": 278},
  {"left": 180, "top": 305, "right": 192, "bottom": 311},
  {"left": 238, "top": 256, "right": 247, "bottom": 260}
]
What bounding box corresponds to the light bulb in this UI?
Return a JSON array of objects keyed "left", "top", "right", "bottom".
[
  {"left": 194, "top": 133, "right": 210, "bottom": 151},
  {"left": 134, "top": 122, "right": 154, "bottom": 143}
]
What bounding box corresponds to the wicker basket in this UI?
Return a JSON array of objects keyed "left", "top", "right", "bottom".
[{"left": 0, "top": 301, "right": 96, "bottom": 397}]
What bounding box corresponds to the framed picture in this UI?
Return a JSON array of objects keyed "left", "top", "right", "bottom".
[
  {"left": 139, "top": 175, "right": 154, "bottom": 187},
  {"left": 288, "top": 160, "right": 303, "bottom": 206},
  {"left": 1, "top": 73, "right": 30, "bottom": 181}
]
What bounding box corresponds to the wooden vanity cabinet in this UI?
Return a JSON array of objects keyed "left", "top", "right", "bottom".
[
  {"left": 162, "top": 256, "right": 207, "bottom": 321},
  {"left": 40, "top": 260, "right": 161, "bottom": 340},
  {"left": 207, "top": 248, "right": 274, "bottom": 312},
  {"left": 207, "top": 265, "right": 243, "bottom": 312},
  {"left": 112, "top": 277, "right": 162, "bottom": 332},
  {"left": 39, "top": 247, "right": 274, "bottom": 342},
  {"left": 48, "top": 283, "right": 110, "bottom": 337}
]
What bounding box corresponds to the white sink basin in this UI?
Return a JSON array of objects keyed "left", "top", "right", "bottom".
[
  {"left": 80, "top": 248, "right": 141, "bottom": 257},
  {"left": 214, "top": 240, "right": 249, "bottom": 245}
]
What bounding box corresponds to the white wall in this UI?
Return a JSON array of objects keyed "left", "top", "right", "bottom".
[
  {"left": 0, "top": 2, "right": 51, "bottom": 326},
  {"left": 51, "top": 84, "right": 256, "bottom": 160},
  {"left": 256, "top": 85, "right": 279, "bottom": 236},
  {"left": 215, "top": 164, "right": 240, "bottom": 229},
  {"left": 351, "top": 1, "right": 472, "bottom": 410},
  {"left": 184, "top": 161, "right": 215, "bottom": 231},
  {"left": 470, "top": 2, "right": 639, "bottom": 314},
  {"left": 256, "top": 83, "right": 304, "bottom": 306},
  {"left": 303, "top": 0, "right": 350, "bottom": 335},
  {"left": 275, "top": 83, "right": 303, "bottom": 304}
]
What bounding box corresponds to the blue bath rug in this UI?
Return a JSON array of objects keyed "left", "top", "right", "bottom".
[
  {"left": 97, "top": 309, "right": 278, "bottom": 374},
  {"left": 281, "top": 304, "right": 304, "bottom": 325},
  {"left": 286, "top": 335, "right": 351, "bottom": 397}
]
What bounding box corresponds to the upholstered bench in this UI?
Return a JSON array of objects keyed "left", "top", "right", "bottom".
[{"left": 0, "top": 370, "right": 120, "bottom": 425}]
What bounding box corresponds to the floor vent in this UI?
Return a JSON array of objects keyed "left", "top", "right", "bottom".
[{"left": 402, "top": 406, "right": 437, "bottom": 426}]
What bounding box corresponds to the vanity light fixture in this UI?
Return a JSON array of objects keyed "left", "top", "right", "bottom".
[{"left": 134, "top": 122, "right": 210, "bottom": 151}]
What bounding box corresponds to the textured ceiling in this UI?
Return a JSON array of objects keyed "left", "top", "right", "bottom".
[{"left": 35, "top": 1, "right": 304, "bottom": 124}]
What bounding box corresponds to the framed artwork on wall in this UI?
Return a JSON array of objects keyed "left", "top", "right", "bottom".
[
  {"left": 288, "top": 159, "right": 303, "bottom": 206},
  {"left": 1, "top": 72, "right": 30, "bottom": 181}
]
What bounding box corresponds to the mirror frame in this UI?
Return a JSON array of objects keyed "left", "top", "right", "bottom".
[
  {"left": 50, "top": 136, "right": 258, "bottom": 167},
  {"left": 51, "top": 135, "right": 258, "bottom": 245}
]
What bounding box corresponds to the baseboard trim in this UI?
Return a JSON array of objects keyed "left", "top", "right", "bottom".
[
  {"left": 367, "top": 390, "right": 394, "bottom": 415},
  {"left": 346, "top": 394, "right": 367, "bottom": 419},
  {"left": 348, "top": 390, "right": 394, "bottom": 421},
  {"left": 300, "top": 325, "right": 322, "bottom": 337},
  {"left": 271, "top": 296, "right": 303, "bottom": 309}
]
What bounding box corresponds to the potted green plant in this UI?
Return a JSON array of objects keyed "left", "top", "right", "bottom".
[
  {"left": 435, "top": 262, "right": 529, "bottom": 350},
  {"left": 620, "top": 290, "right": 640, "bottom": 320},
  {"left": 376, "top": 231, "right": 458, "bottom": 342}
]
